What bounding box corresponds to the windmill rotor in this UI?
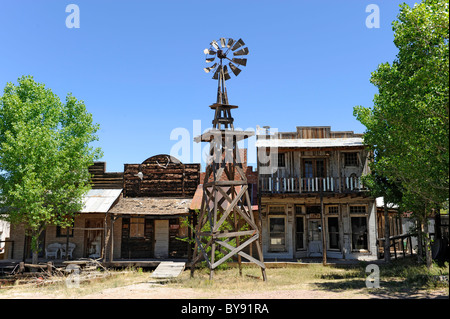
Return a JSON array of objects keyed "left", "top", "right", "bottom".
[{"left": 203, "top": 37, "right": 248, "bottom": 82}]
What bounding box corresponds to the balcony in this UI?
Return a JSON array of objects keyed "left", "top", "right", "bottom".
[{"left": 259, "top": 175, "right": 367, "bottom": 194}]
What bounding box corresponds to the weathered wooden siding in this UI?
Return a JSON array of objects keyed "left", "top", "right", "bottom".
[
  {"left": 259, "top": 196, "right": 378, "bottom": 261},
  {"left": 123, "top": 155, "right": 200, "bottom": 197},
  {"left": 89, "top": 162, "right": 123, "bottom": 189}
]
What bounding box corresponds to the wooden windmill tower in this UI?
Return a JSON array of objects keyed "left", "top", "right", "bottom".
[{"left": 190, "top": 38, "right": 267, "bottom": 281}]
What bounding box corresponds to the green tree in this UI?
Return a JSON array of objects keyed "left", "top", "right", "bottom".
[
  {"left": 0, "top": 75, "right": 102, "bottom": 263},
  {"left": 354, "top": 0, "right": 449, "bottom": 268}
]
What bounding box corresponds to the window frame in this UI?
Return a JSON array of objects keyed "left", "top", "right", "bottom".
[
  {"left": 344, "top": 152, "right": 359, "bottom": 167},
  {"left": 327, "top": 216, "right": 340, "bottom": 250},
  {"left": 268, "top": 215, "right": 287, "bottom": 252},
  {"left": 350, "top": 214, "right": 369, "bottom": 252},
  {"left": 295, "top": 215, "right": 306, "bottom": 251}
]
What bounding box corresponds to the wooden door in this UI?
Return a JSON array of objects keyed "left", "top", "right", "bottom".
[
  {"left": 308, "top": 219, "right": 323, "bottom": 257},
  {"left": 154, "top": 220, "right": 169, "bottom": 258},
  {"left": 121, "top": 217, "right": 154, "bottom": 259}
]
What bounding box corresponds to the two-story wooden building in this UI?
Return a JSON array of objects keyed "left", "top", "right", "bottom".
[{"left": 256, "top": 126, "right": 378, "bottom": 261}]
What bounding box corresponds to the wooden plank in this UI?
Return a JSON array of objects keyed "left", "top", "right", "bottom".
[
  {"left": 211, "top": 234, "right": 259, "bottom": 269},
  {"left": 151, "top": 261, "right": 185, "bottom": 279},
  {"left": 217, "top": 239, "right": 266, "bottom": 269}
]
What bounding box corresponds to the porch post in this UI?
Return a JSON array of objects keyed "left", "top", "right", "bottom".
[
  {"left": 320, "top": 193, "right": 327, "bottom": 265},
  {"left": 110, "top": 214, "right": 115, "bottom": 262}
]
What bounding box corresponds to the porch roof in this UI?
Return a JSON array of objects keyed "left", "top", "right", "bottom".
[
  {"left": 255, "top": 137, "right": 364, "bottom": 148},
  {"left": 81, "top": 189, "right": 123, "bottom": 213},
  {"left": 108, "top": 196, "right": 192, "bottom": 216}
]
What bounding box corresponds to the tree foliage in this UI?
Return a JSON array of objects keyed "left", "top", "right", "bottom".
[
  {"left": 0, "top": 75, "right": 102, "bottom": 260},
  {"left": 354, "top": 0, "right": 448, "bottom": 267},
  {"left": 354, "top": 0, "right": 449, "bottom": 211}
]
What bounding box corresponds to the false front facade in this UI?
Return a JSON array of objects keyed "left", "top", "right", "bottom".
[{"left": 257, "top": 126, "right": 377, "bottom": 261}]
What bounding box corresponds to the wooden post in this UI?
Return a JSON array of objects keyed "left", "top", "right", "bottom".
[
  {"left": 384, "top": 202, "right": 391, "bottom": 262},
  {"left": 110, "top": 215, "right": 115, "bottom": 262},
  {"left": 393, "top": 238, "right": 397, "bottom": 259},
  {"left": 65, "top": 227, "right": 70, "bottom": 261},
  {"left": 320, "top": 193, "right": 327, "bottom": 266},
  {"left": 401, "top": 237, "right": 406, "bottom": 257}
]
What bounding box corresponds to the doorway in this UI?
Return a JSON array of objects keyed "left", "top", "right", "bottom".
[
  {"left": 308, "top": 219, "right": 322, "bottom": 257},
  {"left": 121, "top": 217, "right": 154, "bottom": 259},
  {"left": 84, "top": 219, "right": 104, "bottom": 258}
]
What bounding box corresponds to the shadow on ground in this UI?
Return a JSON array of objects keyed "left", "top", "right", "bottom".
[{"left": 313, "top": 279, "right": 448, "bottom": 299}]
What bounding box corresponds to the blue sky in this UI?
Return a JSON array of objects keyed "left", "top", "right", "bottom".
[{"left": 0, "top": 0, "right": 418, "bottom": 172}]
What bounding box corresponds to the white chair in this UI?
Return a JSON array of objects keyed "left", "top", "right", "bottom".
[
  {"left": 61, "top": 242, "right": 76, "bottom": 259},
  {"left": 45, "top": 243, "right": 61, "bottom": 259}
]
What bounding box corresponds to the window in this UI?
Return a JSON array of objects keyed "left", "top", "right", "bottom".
[
  {"left": 303, "top": 159, "right": 326, "bottom": 178},
  {"left": 277, "top": 153, "right": 285, "bottom": 168},
  {"left": 328, "top": 206, "right": 339, "bottom": 214},
  {"left": 306, "top": 206, "right": 321, "bottom": 214},
  {"left": 296, "top": 216, "right": 305, "bottom": 250},
  {"left": 350, "top": 206, "right": 366, "bottom": 214},
  {"left": 351, "top": 217, "right": 368, "bottom": 250},
  {"left": 56, "top": 225, "right": 74, "bottom": 237},
  {"left": 344, "top": 152, "right": 358, "bottom": 167},
  {"left": 269, "top": 206, "right": 285, "bottom": 214},
  {"left": 130, "top": 217, "right": 145, "bottom": 238},
  {"left": 327, "top": 217, "right": 340, "bottom": 249},
  {"left": 269, "top": 217, "right": 286, "bottom": 251}
]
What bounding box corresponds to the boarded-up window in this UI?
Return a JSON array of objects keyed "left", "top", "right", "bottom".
[{"left": 130, "top": 218, "right": 145, "bottom": 238}]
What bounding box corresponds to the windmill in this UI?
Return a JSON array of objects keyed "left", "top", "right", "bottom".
[
  {"left": 203, "top": 37, "right": 248, "bottom": 107},
  {"left": 190, "top": 38, "right": 267, "bottom": 281}
]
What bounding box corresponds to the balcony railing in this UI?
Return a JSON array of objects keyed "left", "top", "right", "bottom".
[{"left": 259, "top": 176, "right": 367, "bottom": 194}]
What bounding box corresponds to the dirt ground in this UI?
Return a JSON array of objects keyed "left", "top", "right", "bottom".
[{"left": 1, "top": 280, "right": 448, "bottom": 299}]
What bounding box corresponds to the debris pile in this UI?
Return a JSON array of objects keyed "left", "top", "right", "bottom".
[{"left": 0, "top": 258, "right": 111, "bottom": 289}]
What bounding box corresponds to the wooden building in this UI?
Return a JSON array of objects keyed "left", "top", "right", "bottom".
[
  {"left": 256, "top": 126, "right": 378, "bottom": 261},
  {"left": 4, "top": 156, "right": 200, "bottom": 264},
  {"left": 5, "top": 162, "right": 123, "bottom": 261},
  {"left": 105, "top": 154, "right": 200, "bottom": 263}
]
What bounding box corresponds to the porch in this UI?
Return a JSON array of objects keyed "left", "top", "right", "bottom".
[{"left": 259, "top": 175, "right": 367, "bottom": 194}]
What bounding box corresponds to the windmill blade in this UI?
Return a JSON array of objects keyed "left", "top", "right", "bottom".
[
  {"left": 204, "top": 63, "right": 217, "bottom": 73},
  {"left": 229, "top": 62, "right": 241, "bottom": 76},
  {"left": 231, "top": 38, "right": 245, "bottom": 51},
  {"left": 231, "top": 58, "right": 247, "bottom": 66},
  {"left": 204, "top": 48, "right": 216, "bottom": 55},
  {"left": 206, "top": 56, "right": 215, "bottom": 63},
  {"left": 211, "top": 40, "right": 220, "bottom": 50},
  {"left": 223, "top": 65, "right": 231, "bottom": 80},
  {"left": 212, "top": 65, "right": 222, "bottom": 79},
  {"left": 227, "top": 38, "right": 234, "bottom": 48},
  {"left": 233, "top": 47, "right": 249, "bottom": 56},
  {"left": 220, "top": 38, "right": 227, "bottom": 48}
]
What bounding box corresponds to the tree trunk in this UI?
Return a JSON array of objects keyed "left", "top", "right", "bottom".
[
  {"left": 417, "top": 220, "right": 423, "bottom": 263},
  {"left": 384, "top": 202, "right": 391, "bottom": 262},
  {"left": 31, "top": 229, "right": 40, "bottom": 265},
  {"left": 423, "top": 218, "right": 433, "bottom": 269}
]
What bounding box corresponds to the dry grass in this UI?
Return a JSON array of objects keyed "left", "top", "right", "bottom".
[{"left": 0, "top": 259, "right": 448, "bottom": 299}]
